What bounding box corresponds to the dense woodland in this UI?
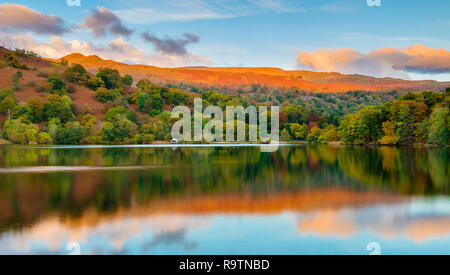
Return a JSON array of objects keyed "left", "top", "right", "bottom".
[{"left": 0, "top": 49, "right": 449, "bottom": 146}]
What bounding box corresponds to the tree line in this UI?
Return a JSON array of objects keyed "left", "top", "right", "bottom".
[{"left": 0, "top": 60, "right": 448, "bottom": 145}]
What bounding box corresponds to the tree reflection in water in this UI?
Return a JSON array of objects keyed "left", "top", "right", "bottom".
[{"left": 0, "top": 145, "right": 448, "bottom": 241}]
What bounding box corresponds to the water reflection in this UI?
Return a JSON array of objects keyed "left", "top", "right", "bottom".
[{"left": 0, "top": 145, "right": 448, "bottom": 254}]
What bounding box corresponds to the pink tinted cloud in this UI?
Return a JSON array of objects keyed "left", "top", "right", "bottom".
[
  {"left": 0, "top": 3, "right": 67, "bottom": 35},
  {"left": 297, "top": 44, "right": 450, "bottom": 79}
]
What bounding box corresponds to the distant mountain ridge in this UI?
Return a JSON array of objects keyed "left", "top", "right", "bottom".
[{"left": 48, "top": 52, "right": 448, "bottom": 93}]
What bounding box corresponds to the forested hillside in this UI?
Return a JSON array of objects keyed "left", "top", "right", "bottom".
[{"left": 0, "top": 47, "right": 448, "bottom": 146}]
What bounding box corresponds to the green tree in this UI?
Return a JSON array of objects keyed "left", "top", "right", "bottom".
[
  {"left": 149, "top": 93, "right": 164, "bottom": 116},
  {"left": 168, "top": 89, "right": 190, "bottom": 105},
  {"left": 114, "top": 115, "right": 137, "bottom": 141},
  {"left": 306, "top": 127, "right": 322, "bottom": 143},
  {"left": 289, "top": 123, "right": 308, "bottom": 140},
  {"left": 97, "top": 68, "right": 122, "bottom": 89},
  {"left": 121, "top": 74, "right": 133, "bottom": 86},
  {"left": 55, "top": 122, "right": 86, "bottom": 144},
  {"left": 104, "top": 106, "right": 129, "bottom": 123},
  {"left": 428, "top": 106, "right": 449, "bottom": 145},
  {"left": 63, "top": 64, "right": 88, "bottom": 84},
  {"left": 26, "top": 98, "right": 45, "bottom": 123},
  {"left": 137, "top": 92, "right": 151, "bottom": 114},
  {"left": 283, "top": 105, "right": 308, "bottom": 124},
  {"left": 46, "top": 74, "right": 67, "bottom": 95},
  {"left": 100, "top": 122, "right": 115, "bottom": 142},
  {"left": 87, "top": 77, "right": 105, "bottom": 91},
  {"left": 0, "top": 89, "right": 16, "bottom": 115},
  {"left": 317, "top": 125, "right": 338, "bottom": 144},
  {"left": 389, "top": 100, "right": 427, "bottom": 144},
  {"left": 280, "top": 129, "right": 291, "bottom": 141},
  {"left": 47, "top": 118, "right": 61, "bottom": 141},
  {"left": 3, "top": 119, "right": 39, "bottom": 144},
  {"left": 44, "top": 94, "right": 75, "bottom": 123},
  {"left": 379, "top": 121, "right": 399, "bottom": 145},
  {"left": 422, "top": 91, "right": 442, "bottom": 108},
  {"left": 81, "top": 114, "right": 97, "bottom": 130},
  {"left": 37, "top": 132, "right": 53, "bottom": 144},
  {"left": 338, "top": 106, "right": 386, "bottom": 144}
]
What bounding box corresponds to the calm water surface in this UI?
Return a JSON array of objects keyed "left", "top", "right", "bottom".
[{"left": 0, "top": 145, "right": 449, "bottom": 255}]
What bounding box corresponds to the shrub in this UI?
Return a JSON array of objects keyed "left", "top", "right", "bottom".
[
  {"left": 5, "top": 52, "right": 21, "bottom": 68},
  {"left": 26, "top": 81, "right": 37, "bottom": 88},
  {"left": 134, "top": 133, "right": 155, "bottom": 144},
  {"left": 10, "top": 103, "right": 28, "bottom": 120},
  {"left": 142, "top": 134, "right": 155, "bottom": 144},
  {"left": 37, "top": 71, "right": 49, "bottom": 78},
  {"left": 280, "top": 129, "right": 292, "bottom": 141},
  {"left": 37, "top": 132, "right": 53, "bottom": 144},
  {"left": 87, "top": 77, "right": 105, "bottom": 91},
  {"left": 84, "top": 136, "right": 104, "bottom": 145},
  {"left": 36, "top": 86, "right": 46, "bottom": 93},
  {"left": 47, "top": 74, "right": 66, "bottom": 91},
  {"left": 94, "top": 88, "right": 119, "bottom": 103},
  {"left": 0, "top": 88, "right": 15, "bottom": 100},
  {"left": 67, "top": 85, "right": 76, "bottom": 93},
  {"left": 11, "top": 71, "right": 22, "bottom": 91}
]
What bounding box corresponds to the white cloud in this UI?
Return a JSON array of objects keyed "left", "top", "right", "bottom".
[
  {"left": 115, "top": 0, "right": 305, "bottom": 24},
  {"left": 1, "top": 34, "right": 213, "bottom": 68}
]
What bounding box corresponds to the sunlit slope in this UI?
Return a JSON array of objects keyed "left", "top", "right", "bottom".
[{"left": 55, "top": 52, "right": 450, "bottom": 92}]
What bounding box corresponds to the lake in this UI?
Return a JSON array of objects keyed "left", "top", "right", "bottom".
[{"left": 0, "top": 145, "right": 449, "bottom": 255}]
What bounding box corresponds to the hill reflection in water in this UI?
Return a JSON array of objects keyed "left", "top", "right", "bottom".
[{"left": 0, "top": 145, "right": 448, "bottom": 254}]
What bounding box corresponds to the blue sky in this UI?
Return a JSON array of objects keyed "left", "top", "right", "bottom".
[{"left": 1, "top": 0, "right": 449, "bottom": 80}]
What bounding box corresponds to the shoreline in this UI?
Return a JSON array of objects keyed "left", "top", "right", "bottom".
[{"left": 0, "top": 141, "right": 447, "bottom": 149}]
